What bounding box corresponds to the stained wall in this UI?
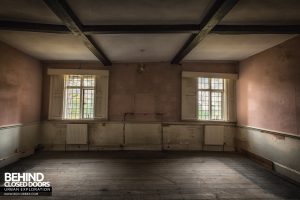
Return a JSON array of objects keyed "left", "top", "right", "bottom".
[
  {"left": 42, "top": 62, "right": 237, "bottom": 121},
  {"left": 0, "top": 41, "right": 42, "bottom": 126},
  {"left": 0, "top": 41, "right": 42, "bottom": 167},
  {"left": 237, "top": 36, "right": 300, "bottom": 135}
]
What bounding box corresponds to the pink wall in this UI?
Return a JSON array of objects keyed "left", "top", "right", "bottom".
[
  {"left": 42, "top": 62, "right": 237, "bottom": 121},
  {"left": 0, "top": 41, "right": 42, "bottom": 126},
  {"left": 237, "top": 36, "right": 300, "bottom": 135}
]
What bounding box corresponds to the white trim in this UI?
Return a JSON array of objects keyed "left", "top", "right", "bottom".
[
  {"left": 273, "top": 162, "right": 300, "bottom": 183},
  {"left": 274, "top": 162, "right": 300, "bottom": 176},
  {"left": 48, "top": 75, "right": 54, "bottom": 119},
  {"left": 0, "top": 122, "right": 40, "bottom": 130},
  {"left": 48, "top": 75, "right": 64, "bottom": 120},
  {"left": 182, "top": 71, "right": 238, "bottom": 80},
  {"left": 237, "top": 124, "right": 300, "bottom": 139},
  {"left": 48, "top": 68, "right": 109, "bottom": 76}
]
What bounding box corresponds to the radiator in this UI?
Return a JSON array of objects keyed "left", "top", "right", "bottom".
[
  {"left": 66, "top": 124, "right": 88, "bottom": 144},
  {"left": 204, "top": 125, "right": 224, "bottom": 145}
]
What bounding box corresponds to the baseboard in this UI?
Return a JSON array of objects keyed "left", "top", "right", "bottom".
[
  {"left": 0, "top": 122, "right": 40, "bottom": 168},
  {"left": 0, "top": 149, "right": 35, "bottom": 168},
  {"left": 239, "top": 149, "right": 300, "bottom": 184},
  {"left": 239, "top": 149, "right": 274, "bottom": 170},
  {"left": 273, "top": 162, "right": 300, "bottom": 184},
  {"left": 0, "top": 153, "right": 20, "bottom": 168}
]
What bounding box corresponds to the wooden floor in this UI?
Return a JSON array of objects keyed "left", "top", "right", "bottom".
[{"left": 1, "top": 151, "right": 299, "bottom": 200}]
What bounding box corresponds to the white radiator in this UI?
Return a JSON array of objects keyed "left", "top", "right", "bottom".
[
  {"left": 66, "top": 124, "right": 88, "bottom": 144},
  {"left": 204, "top": 125, "right": 224, "bottom": 145}
]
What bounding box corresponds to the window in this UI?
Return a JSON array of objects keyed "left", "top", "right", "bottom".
[
  {"left": 63, "top": 75, "right": 95, "bottom": 119},
  {"left": 181, "top": 71, "right": 236, "bottom": 122},
  {"left": 48, "top": 69, "right": 109, "bottom": 120},
  {"left": 198, "top": 77, "right": 224, "bottom": 120}
]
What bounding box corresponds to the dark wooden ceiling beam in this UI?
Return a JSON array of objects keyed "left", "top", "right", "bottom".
[
  {"left": 1, "top": 21, "right": 300, "bottom": 35},
  {"left": 0, "top": 21, "right": 69, "bottom": 33},
  {"left": 43, "top": 0, "right": 111, "bottom": 66},
  {"left": 83, "top": 24, "right": 201, "bottom": 34},
  {"left": 85, "top": 24, "right": 300, "bottom": 34},
  {"left": 212, "top": 25, "right": 300, "bottom": 34},
  {"left": 171, "top": 0, "right": 239, "bottom": 64}
]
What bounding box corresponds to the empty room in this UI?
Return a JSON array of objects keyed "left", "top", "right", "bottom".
[{"left": 0, "top": 0, "right": 299, "bottom": 199}]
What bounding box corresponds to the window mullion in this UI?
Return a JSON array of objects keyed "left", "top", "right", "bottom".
[
  {"left": 63, "top": 76, "right": 66, "bottom": 119},
  {"left": 80, "top": 76, "right": 84, "bottom": 119},
  {"left": 209, "top": 91, "right": 212, "bottom": 120},
  {"left": 220, "top": 91, "right": 223, "bottom": 120},
  {"left": 221, "top": 91, "right": 224, "bottom": 121},
  {"left": 209, "top": 78, "right": 211, "bottom": 120},
  {"left": 197, "top": 88, "right": 199, "bottom": 120},
  {"left": 93, "top": 76, "right": 96, "bottom": 119}
]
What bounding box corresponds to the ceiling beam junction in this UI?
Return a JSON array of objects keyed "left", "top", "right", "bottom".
[
  {"left": 43, "top": 0, "right": 112, "bottom": 66},
  {"left": 170, "top": 0, "right": 239, "bottom": 64}
]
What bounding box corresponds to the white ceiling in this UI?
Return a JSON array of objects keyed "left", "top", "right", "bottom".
[
  {"left": 0, "top": 0, "right": 299, "bottom": 62},
  {"left": 0, "top": 0, "right": 62, "bottom": 24},
  {"left": 184, "top": 34, "right": 296, "bottom": 61},
  {"left": 0, "top": 31, "right": 97, "bottom": 61},
  {"left": 92, "top": 34, "right": 190, "bottom": 62},
  {"left": 221, "top": 0, "right": 300, "bottom": 25},
  {"left": 67, "top": 0, "right": 213, "bottom": 25}
]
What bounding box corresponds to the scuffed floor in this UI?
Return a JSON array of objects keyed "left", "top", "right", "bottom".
[{"left": 1, "top": 151, "right": 299, "bottom": 200}]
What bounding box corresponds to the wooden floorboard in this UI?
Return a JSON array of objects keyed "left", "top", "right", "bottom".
[{"left": 0, "top": 151, "right": 299, "bottom": 200}]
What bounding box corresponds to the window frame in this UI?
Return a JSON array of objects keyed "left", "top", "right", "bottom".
[
  {"left": 197, "top": 77, "right": 224, "bottom": 121},
  {"left": 63, "top": 75, "right": 96, "bottom": 120}
]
